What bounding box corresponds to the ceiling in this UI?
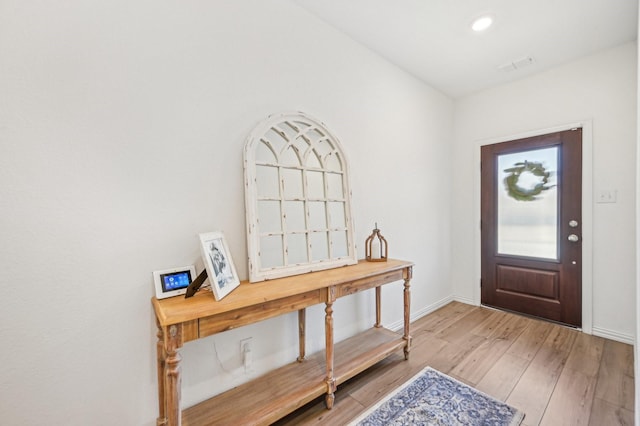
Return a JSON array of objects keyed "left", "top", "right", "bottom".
[{"left": 294, "top": 0, "right": 638, "bottom": 98}]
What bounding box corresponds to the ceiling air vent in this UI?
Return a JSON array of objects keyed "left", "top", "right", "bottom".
[{"left": 498, "top": 56, "right": 534, "bottom": 72}]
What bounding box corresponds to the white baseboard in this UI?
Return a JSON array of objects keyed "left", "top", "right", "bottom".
[
  {"left": 452, "top": 295, "right": 478, "bottom": 306},
  {"left": 386, "top": 295, "right": 454, "bottom": 332},
  {"left": 385, "top": 295, "right": 635, "bottom": 346},
  {"left": 592, "top": 326, "right": 635, "bottom": 345}
]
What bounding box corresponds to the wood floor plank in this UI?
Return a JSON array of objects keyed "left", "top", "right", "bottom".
[
  {"left": 486, "top": 312, "right": 530, "bottom": 341},
  {"left": 595, "top": 339, "right": 635, "bottom": 412},
  {"left": 451, "top": 313, "right": 529, "bottom": 385},
  {"left": 435, "top": 306, "right": 495, "bottom": 345},
  {"left": 564, "top": 332, "right": 604, "bottom": 377},
  {"left": 409, "top": 312, "right": 488, "bottom": 375},
  {"left": 505, "top": 316, "right": 552, "bottom": 361},
  {"left": 536, "top": 329, "right": 606, "bottom": 425},
  {"left": 421, "top": 334, "right": 486, "bottom": 375},
  {"left": 450, "top": 336, "right": 513, "bottom": 385},
  {"left": 539, "top": 366, "right": 597, "bottom": 426},
  {"left": 469, "top": 309, "right": 508, "bottom": 338},
  {"left": 506, "top": 325, "right": 577, "bottom": 425},
  {"left": 588, "top": 398, "right": 634, "bottom": 426},
  {"left": 273, "top": 393, "right": 365, "bottom": 425},
  {"left": 411, "top": 301, "right": 474, "bottom": 336},
  {"left": 475, "top": 353, "right": 529, "bottom": 401}
]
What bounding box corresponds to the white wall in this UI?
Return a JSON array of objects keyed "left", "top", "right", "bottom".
[
  {"left": 0, "top": 0, "right": 453, "bottom": 424},
  {"left": 635, "top": 8, "right": 640, "bottom": 422},
  {"left": 452, "top": 42, "right": 637, "bottom": 341}
]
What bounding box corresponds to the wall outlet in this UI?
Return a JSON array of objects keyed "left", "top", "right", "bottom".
[
  {"left": 240, "top": 337, "right": 252, "bottom": 356},
  {"left": 240, "top": 337, "right": 252, "bottom": 373}
]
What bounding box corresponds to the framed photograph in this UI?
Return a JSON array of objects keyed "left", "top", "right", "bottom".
[{"left": 199, "top": 231, "right": 240, "bottom": 301}]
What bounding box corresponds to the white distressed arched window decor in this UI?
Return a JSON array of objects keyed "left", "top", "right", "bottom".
[{"left": 244, "top": 112, "right": 357, "bottom": 282}]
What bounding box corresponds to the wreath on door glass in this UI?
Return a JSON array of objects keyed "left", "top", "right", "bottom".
[{"left": 503, "top": 161, "right": 553, "bottom": 201}]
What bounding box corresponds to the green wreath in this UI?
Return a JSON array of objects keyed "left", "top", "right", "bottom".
[{"left": 503, "top": 161, "right": 553, "bottom": 201}]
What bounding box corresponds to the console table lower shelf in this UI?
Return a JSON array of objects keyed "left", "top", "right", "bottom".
[{"left": 182, "top": 327, "right": 405, "bottom": 426}]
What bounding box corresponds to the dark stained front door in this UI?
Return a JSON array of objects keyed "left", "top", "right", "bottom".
[{"left": 481, "top": 129, "right": 582, "bottom": 327}]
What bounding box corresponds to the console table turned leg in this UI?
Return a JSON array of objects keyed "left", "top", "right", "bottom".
[
  {"left": 324, "top": 289, "right": 337, "bottom": 409},
  {"left": 403, "top": 266, "right": 413, "bottom": 360},
  {"left": 374, "top": 286, "right": 382, "bottom": 328},
  {"left": 156, "top": 322, "right": 167, "bottom": 426},
  {"left": 297, "top": 309, "right": 306, "bottom": 362},
  {"left": 164, "top": 325, "right": 183, "bottom": 426}
]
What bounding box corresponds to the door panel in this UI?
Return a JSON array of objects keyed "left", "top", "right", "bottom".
[
  {"left": 481, "top": 129, "right": 582, "bottom": 327},
  {"left": 496, "top": 265, "right": 558, "bottom": 299}
]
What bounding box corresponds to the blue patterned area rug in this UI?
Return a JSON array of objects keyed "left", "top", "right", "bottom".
[{"left": 349, "top": 367, "right": 525, "bottom": 426}]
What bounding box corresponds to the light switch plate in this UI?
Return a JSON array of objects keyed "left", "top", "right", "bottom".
[{"left": 596, "top": 190, "right": 617, "bottom": 203}]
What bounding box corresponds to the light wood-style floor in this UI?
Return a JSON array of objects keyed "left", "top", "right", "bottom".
[{"left": 275, "top": 302, "right": 635, "bottom": 426}]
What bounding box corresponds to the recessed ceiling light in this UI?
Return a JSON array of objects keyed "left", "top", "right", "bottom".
[{"left": 471, "top": 15, "right": 493, "bottom": 32}]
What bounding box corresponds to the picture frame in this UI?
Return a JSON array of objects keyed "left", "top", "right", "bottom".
[{"left": 199, "top": 231, "right": 240, "bottom": 301}]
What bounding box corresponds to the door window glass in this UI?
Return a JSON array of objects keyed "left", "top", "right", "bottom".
[{"left": 497, "top": 147, "right": 558, "bottom": 259}]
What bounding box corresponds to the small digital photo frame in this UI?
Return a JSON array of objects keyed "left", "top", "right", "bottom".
[{"left": 153, "top": 265, "right": 196, "bottom": 299}]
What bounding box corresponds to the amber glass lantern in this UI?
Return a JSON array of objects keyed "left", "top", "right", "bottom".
[{"left": 365, "top": 223, "right": 388, "bottom": 262}]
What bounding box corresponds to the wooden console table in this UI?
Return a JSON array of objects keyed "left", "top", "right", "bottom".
[{"left": 152, "top": 258, "right": 413, "bottom": 426}]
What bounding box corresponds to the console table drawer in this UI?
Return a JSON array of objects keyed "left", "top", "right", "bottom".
[
  {"left": 198, "top": 289, "right": 323, "bottom": 337},
  {"left": 337, "top": 270, "right": 404, "bottom": 298}
]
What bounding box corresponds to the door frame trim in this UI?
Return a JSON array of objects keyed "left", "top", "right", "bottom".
[{"left": 473, "top": 121, "right": 593, "bottom": 333}]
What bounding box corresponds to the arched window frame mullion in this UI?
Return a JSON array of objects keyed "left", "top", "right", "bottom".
[{"left": 244, "top": 112, "right": 357, "bottom": 282}]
